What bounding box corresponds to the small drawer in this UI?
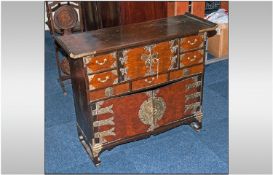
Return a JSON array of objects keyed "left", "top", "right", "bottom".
[
  {"left": 83, "top": 52, "right": 117, "bottom": 74},
  {"left": 180, "top": 35, "right": 204, "bottom": 52},
  {"left": 88, "top": 83, "right": 130, "bottom": 101},
  {"left": 88, "top": 70, "right": 118, "bottom": 91},
  {"left": 180, "top": 50, "right": 204, "bottom": 68},
  {"left": 170, "top": 64, "right": 204, "bottom": 81},
  {"left": 132, "top": 74, "right": 167, "bottom": 91}
]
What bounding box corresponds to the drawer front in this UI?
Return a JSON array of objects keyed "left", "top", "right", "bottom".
[
  {"left": 88, "top": 83, "right": 130, "bottom": 102},
  {"left": 92, "top": 91, "right": 152, "bottom": 144},
  {"left": 83, "top": 52, "right": 117, "bottom": 74},
  {"left": 180, "top": 50, "right": 204, "bottom": 67},
  {"left": 132, "top": 74, "right": 167, "bottom": 91},
  {"left": 119, "top": 39, "right": 179, "bottom": 81},
  {"left": 170, "top": 64, "right": 204, "bottom": 81},
  {"left": 88, "top": 70, "right": 118, "bottom": 90},
  {"left": 180, "top": 35, "right": 204, "bottom": 52}
]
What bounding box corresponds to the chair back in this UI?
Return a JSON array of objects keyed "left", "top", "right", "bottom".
[{"left": 45, "top": 1, "right": 84, "bottom": 36}]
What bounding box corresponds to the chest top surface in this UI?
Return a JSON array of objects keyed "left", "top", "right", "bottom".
[{"left": 54, "top": 13, "right": 217, "bottom": 59}]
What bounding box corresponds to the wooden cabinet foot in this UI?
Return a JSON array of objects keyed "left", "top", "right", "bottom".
[{"left": 77, "top": 125, "right": 102, "bottom": 166}]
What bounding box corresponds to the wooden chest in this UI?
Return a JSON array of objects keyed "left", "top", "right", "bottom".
[{"left": 54, "top": 13, "right": 217, "bottom": 166}]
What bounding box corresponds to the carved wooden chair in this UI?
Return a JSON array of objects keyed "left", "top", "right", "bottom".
[{"left": 45, "top": 1, "right": 84, "bottom": 95}]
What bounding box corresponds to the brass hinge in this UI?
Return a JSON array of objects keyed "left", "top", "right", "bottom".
[
  {"left": 186, "top": 81, "right": 202, "bottom": 90},
  {"left": 184, "top": 102, "right": 201, "bottom": 112},
  {"left": 93, "top": 117, "right": 115, "bottom": 127},
  {"left": 185, "top": 92, "right": 201, "bottom": 101}
]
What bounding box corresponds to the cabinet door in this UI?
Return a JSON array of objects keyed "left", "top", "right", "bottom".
[
  {"left": 92, "top": 91, "right": 152, "bottom": 144},
  {"left": 156, "top": 75, "right": 202, "bottom": 127},
  {"left": 119, "top": 39, "right": 179, "bottom": 81},
  {"left": 92, "top": 75, "right": 202, "bottom": 144}
]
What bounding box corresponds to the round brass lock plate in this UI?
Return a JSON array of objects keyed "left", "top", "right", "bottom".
[{"left": 138, "top": 97, "right": 166, "bottom": 131}]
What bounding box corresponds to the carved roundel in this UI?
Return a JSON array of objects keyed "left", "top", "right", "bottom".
[{"left": 54, "top": 5, "right": 78, "bottom": 30}]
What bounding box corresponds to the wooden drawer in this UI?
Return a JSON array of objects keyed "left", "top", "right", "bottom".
[
  {"left": 119, "top": 40, "right": 179, "bottom": 81},
  {"left": 170, "top": 64, "right": 204, "bottom": 81},
  {"left": 180, "top": 34, "right": 204, "bottom": 52},
  {"left": 83, "top": 52, "right": 117, "bottom": 74},
  {"left": 180, "top": 50, "right": 204, "bottom": 68},
  {"left": 88, "top": 83, "right": 130, "bottom": 102},
  {"left": 88, "top": 70, "right": 118, "bottom": 90},
  {"left": 132, "top": 74, "right": 167, "bottom": 90}
]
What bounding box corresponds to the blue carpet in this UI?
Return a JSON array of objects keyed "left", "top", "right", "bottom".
[{"left": 45, "top": 31, "right": 228, "bottom": 173}]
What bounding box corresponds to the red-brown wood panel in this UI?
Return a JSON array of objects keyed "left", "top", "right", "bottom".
[
  {"left": 167, "top": 2, "right": 189, "bottom": 16},
  {"left": 95, "top": 91, "right": 151, "bottom": 143},
  {"left": 156, "top": 78, "right": 189, "bottom": 126},
  {"left": 176, "top": 2, "right": 189, "bottom": 15},
  {"left": 119, "top": 2, "right": 168, "bottom": 25},
  {"left": 191, "top": 2, "right": 205, "bottom": 18},
  {"left": 167, "top": 2, "right": 176, "bottom": 17}
]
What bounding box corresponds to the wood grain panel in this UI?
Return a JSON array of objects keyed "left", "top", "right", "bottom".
[
  {"left": 191, "top": 2, "right": 205, "bottom": 18},
  {"left": 176, "top": 2, "right": 189, "bottom": 15},
  {"left": 167, "top": 2, "right": 189, "bottom": 17},
  {"left": 96, "top": 91, "right": 151, "bottom": 143},
  {"left": 124, "top": 47, "right": 147, "bottom": 80},
  {"left": 153, "top": 41, "right": 174, "bottom": 73},
  {"left": 120, "top": 2, "right": 168, "bottom": 25},
  {"left": 156, "top": 77, "right": 193, "bottom": 126}
]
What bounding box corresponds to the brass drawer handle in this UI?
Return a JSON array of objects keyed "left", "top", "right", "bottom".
[
  {"left": 97, "top": 76, "right": 110, "bottom": 83},
  {"left": 95, "top": 58, "right": 108, "bottom": 65},
  {"left": 144, "top": 77, "right": 155, "bottom": 84},
  {"left": 187, "top": 55, "right": 197, "bottom": 62},
  {"left": 187, "top": 38, "right": 198, "bottom": 45}
]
